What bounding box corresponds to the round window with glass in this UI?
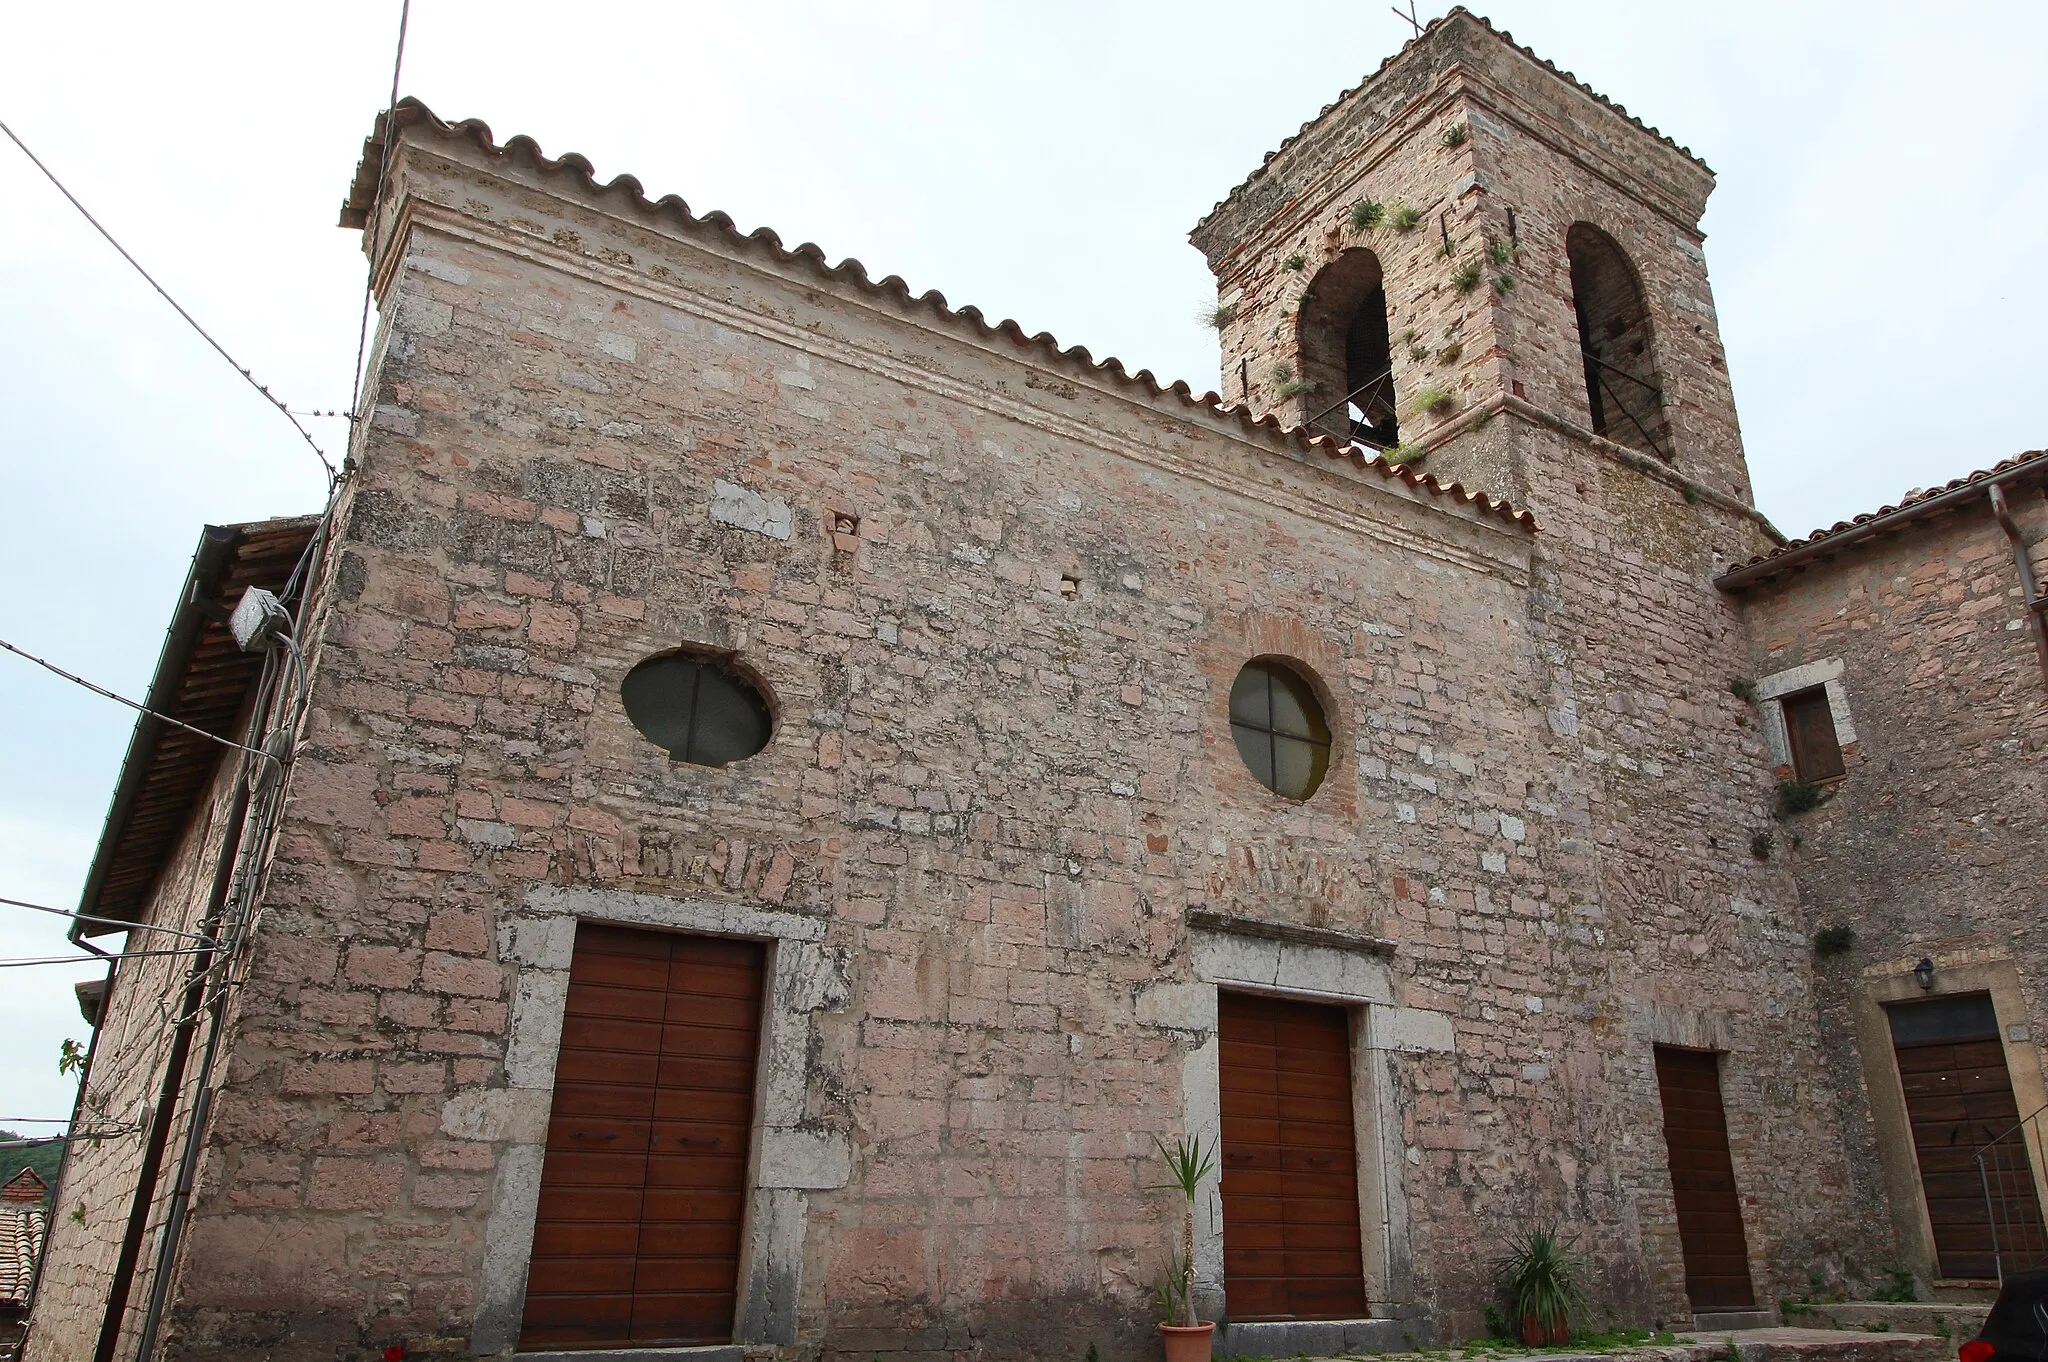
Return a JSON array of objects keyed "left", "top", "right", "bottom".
[
  {"left": 621, "top": 652, "right": 774, "bottom": 767},
  {"left": 1228, "top": 658, "right": 1332, "bottom": 800}
]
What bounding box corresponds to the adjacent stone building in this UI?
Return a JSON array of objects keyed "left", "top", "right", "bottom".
[{"left": 28, "top": 10, "right": 2047, "bottom": 1361}]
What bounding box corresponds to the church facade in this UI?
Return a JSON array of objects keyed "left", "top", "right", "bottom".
[{"left": 30, "top": 11, "right": 2048, "bottom": 1361}]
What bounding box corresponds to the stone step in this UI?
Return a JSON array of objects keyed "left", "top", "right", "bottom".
[
  {"left": 1781, "top": 1301, "right": 1987, "bottom": 1340},
  {"left": 513, "top": 1348, "right": 743, "bottom": 1362},
  {"left": 1297, "top": 1325, "right": 1956, "bottom": 1362}
]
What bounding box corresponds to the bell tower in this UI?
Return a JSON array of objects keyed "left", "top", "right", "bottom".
[{"left": 1190, "top": 7, "right": 1770, "bottom": 558}]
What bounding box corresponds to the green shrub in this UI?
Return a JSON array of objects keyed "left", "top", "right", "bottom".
[
  {"left": 1282, "top": 252, "right": 1308, "bottom": 272},
  {"left": 1874, "top": 1262, "right": 1917, "bottom": 1302},
  {"left": 1391, "top": 203, "right": 1424, "bottom": 232},
  {"left": 1410, "top": 385, "right": 1458, "bottom": 417},
  {"left": 1200, "top": 301, "right": 1236, "bottom": 330},
  {"left": 1441, "top": 121, "right": 1469, "bottom": 148},
  {"left": 1814, "top": 924, "right": 1856, "bottom": 956},
  {"left": 1728, "top": 677, "right": 1757, "bottom": 703},
  {"left": 1349, "top": 198, "right": 1386, "bottom": 232},
  {"left": 1750, "top": 832, "right": 1773, "bottom": 861},
  {"left": 1451, "top": 259, "right": 1483, "bottom": 294},
  {"left": 1776, "top": 779, "right": 1831, "bottom": 817}
]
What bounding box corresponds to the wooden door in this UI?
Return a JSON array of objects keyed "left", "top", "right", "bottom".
[
  {"left": 520, "top": 923, "right": 765, "bottom": 1350},
  {"left": 1889, "top": 994, "right": 2047, "bottom": 1280},
  {"left": 1653, "top": 1047, "right": 1756, "bottom": 1311},
  {"left": 1217, "top": 991, "right": 1369, "bottom": 1321}
]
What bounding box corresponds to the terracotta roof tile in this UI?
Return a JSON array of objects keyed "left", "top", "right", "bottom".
[
  {"left": 342, "top": 98, "right": 1535, "bottom": 535},
  {"left": 1192, "top": 6, "right": 1708, "bottom": 239},
  {"left": 1720, "top": 448, "right": 2048, "bottom": 583}
]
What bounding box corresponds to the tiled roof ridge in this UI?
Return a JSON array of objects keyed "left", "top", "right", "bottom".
[
  {"left": 1191, "top": 6, "right": 1708, "bottom": 240},
  {"left": 1724, "top": 448, "right": 2048, "bottom": 576},
  {"left": 343, "top": 97, "right": 1535, "bottom": 533}
]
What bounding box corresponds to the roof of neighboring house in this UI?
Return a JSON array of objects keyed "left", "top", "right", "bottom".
[
  {"left": 1191, "top": 6, "right": 1709, "bottom": 240},
  {"left": 73, "top": 517, "right": 319, "bottom": 938},
  {"left": 339, "top": 98, "right": 1536, "bottom": 536},
  {"left": 1716, "top": 449, "right": 2048, "bottom": 591},
  {"left": 0, "top": 1170, "right": 46, "bottom": 1305}
]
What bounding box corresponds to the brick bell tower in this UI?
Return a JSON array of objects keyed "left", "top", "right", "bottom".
[{"left": 1190, "top": 8, "right": 1777, "bottom": 568}]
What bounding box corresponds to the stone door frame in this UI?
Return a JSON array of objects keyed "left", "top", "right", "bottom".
[
  {"left": 1161, "top": 913, "right": 1452, "bottom": 1345},
  {"left": 467, "top": 885, "right": 851, "bottom": 1355},
  {"left": 1853, "top": 949, "right": 2048, "bottom": 1287}
]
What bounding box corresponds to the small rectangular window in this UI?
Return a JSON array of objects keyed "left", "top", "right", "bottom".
[{"left": 1781, "top": 686, "right": 1845, "bottom": 782}]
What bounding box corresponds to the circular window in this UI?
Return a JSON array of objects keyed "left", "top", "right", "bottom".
[
  {"left": 621, "top": 653, "right": 773, "bottom": 767},
  {"left": 1229, "top": 658, "right": 1332, "bottom": 800}
]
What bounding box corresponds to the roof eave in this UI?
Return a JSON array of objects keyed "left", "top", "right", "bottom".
[
  {"left": 1716, "top": 454, "right": 2048, "bottom": 593},
  {"left": 71, "top": 525, "right": 242, "bottom": 942}
]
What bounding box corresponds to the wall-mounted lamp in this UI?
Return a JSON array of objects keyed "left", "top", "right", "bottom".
[{"left": 1913, "top": 957, "right": 1937, "bottom": 991}]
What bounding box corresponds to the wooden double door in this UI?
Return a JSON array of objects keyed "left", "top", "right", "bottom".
[
  {"left": 1653, "top": 1047, "right": 1756, "bottom": 1312},
  {"left": 1216, "top": 991, "right": 1370, "bottom": 1320},
  {"left": 520, "top": 923, "right": 766, "bottom": 1350},
  {"left": 1888, "top": 993, "right": 2047, "bottom": 1280}
]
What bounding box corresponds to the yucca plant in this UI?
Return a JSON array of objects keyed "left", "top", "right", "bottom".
[
  {"left": 1149, "top": 1134, "right": 1216, "bottom": 1328},
  {"left": 1496, "top": 1228, "right": 1588, "bottom": 1345}
]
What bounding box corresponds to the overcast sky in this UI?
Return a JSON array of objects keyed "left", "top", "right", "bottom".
[{"left": 1, "top": 0, "right": 2043, "bottom": 1126}]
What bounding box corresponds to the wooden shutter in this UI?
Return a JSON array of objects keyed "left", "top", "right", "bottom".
[
  {"left": 1217, "top": 991, "right": 1369, "bottom": 1321},
  {"left": 1653, "top": 1047, "right": 1756, "bottom": 1311},
  {"left": 520, "top": 924, "right": 765, "bottom": 1350},
  {"left": 1781, "top": 687, "right": 1844, "bottom": 782},
  {"left": 1889, "top": 995, "right": 2047, "bottom": 1280}
]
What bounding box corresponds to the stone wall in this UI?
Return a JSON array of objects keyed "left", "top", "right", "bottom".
[
  {"left": 29, "top": 741, "right": 245, "bottom": 1362},
  {"left": 1731, "top": 484, "right": 2048, "bottom": 1288}
]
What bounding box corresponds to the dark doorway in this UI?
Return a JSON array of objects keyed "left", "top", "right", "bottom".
[
  {"left": 1888, "top": 993, "right": 2047, "bottom": 1280},
  {"left": 1217, "top": 991, "right": 1369, "bottom": 1320},
  {"left": 520, "top": 923, "right": 766, "bottom": 1350},
  {"left": 1297, "top": 250, "right": 1398, "bottom": 449},
  {"left": 1653, "top": 1047, "right": 1757, "bottom": 1311}
]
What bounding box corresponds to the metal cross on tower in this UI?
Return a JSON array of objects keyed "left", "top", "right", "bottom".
[{"left": 1390, "top": 1, "right": 1425, "bottom": 38}]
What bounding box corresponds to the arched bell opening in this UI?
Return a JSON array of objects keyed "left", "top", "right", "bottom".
[
  {"left": 1567, "top": 223, "right": 1670, "bottom": 459},
  {"left": 1296, "top": 249, "right": 1398, "bottom": 449}
]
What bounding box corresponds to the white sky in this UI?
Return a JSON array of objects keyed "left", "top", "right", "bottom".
[{"left": 1, "top": 0, "right": 2043, "bottom": 1127}]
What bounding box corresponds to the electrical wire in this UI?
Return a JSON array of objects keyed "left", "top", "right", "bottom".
[
  {"left": 0, "top": 949, "right": 211, "bottom": 969},
  {"left": 346, "top": 0, "right": 413, "bottom": 433},
  {"left": 0, "top": 116, "right": 336, "bottom": 484},
  {"left": 0, "top": 895, "right": 216, "bottom": 945},
  {"left": 0, "top": 637, "right": 270, "bottom": 762}
]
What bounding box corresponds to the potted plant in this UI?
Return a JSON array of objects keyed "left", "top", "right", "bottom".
[
  {"left": 1150, "top": 1134, "right": 1218, "bottom": 1362},
  {"left": 1498, "top": 1227, "right": 1587, "bottom": 1345}
]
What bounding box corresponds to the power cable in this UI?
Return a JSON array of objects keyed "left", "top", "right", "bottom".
[
  {"left": 0, "top": 949, "right": 212, "bottom": 969},
  {"left": 345, "top": 0, "right": 413, "bottom": 434},
  {"left": 0, "top": 895, "right": 217, "bottom": 945},
  {"left": 0, "top": 114, "right": 337, "bottom": 484},
  {"left": 0, "top": 637, "right": 270, "bottom": 762}
]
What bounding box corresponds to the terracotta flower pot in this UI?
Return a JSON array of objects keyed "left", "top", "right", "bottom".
[{"left": 1160, "top": 1321, "right": 1217, "bottom": 1362}]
